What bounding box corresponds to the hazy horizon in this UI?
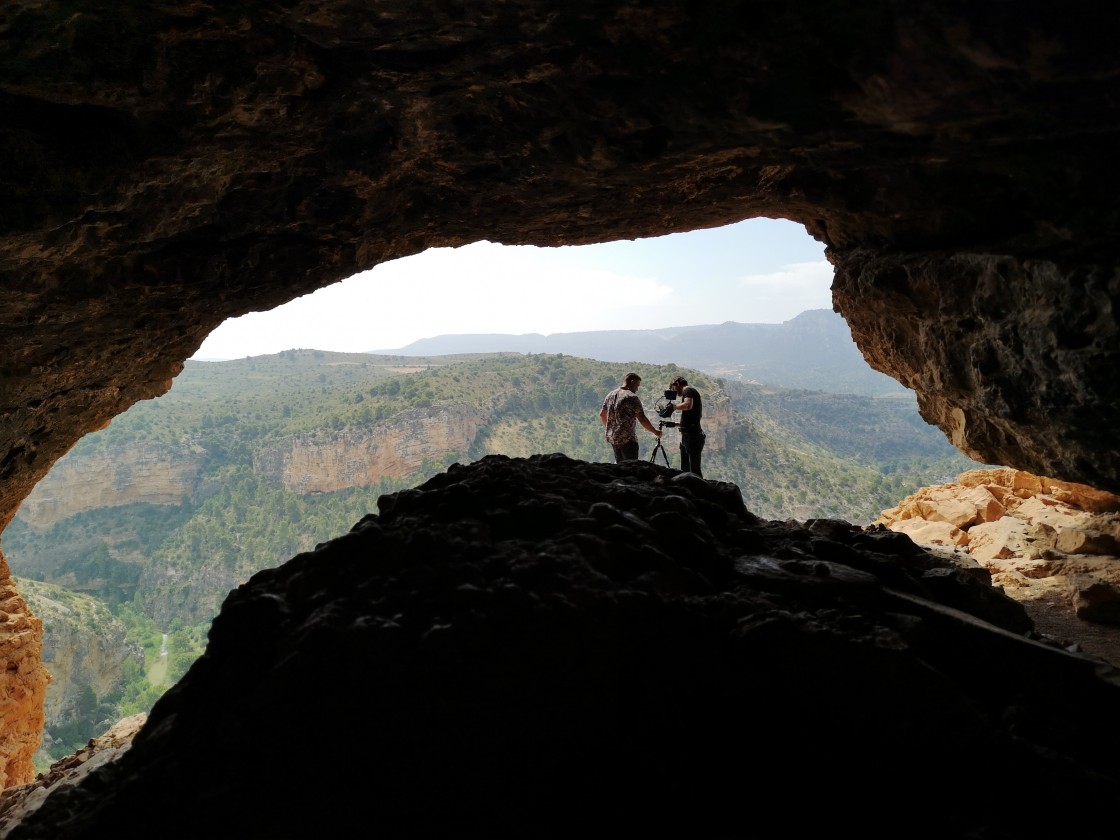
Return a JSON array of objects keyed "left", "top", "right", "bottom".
[
  {"left": 191, "top": 306, "right": 837, "bottom": 361},
  {"left": 192, "top": 218, "right": 831, "bottom": 361}
]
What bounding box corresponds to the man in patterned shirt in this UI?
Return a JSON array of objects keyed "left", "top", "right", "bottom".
[{"left": 599, "top": 372, "right": 663, "bottom": 462}]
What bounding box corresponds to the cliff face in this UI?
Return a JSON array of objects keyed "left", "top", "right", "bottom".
[
  {"left": 0, "top": 573, "right": 47, "bottom": 790},
  {"left": 248, "top": 395, "right": 730, "bottom": 495},
  {"left": 1, "top": 0, "right": 1119, "bottom": 798},
  {"left": 833, "top": 253, "right": 1120, "bottom": 493},
  {"left": 694, "top": 390, "right": 732, "bottom": 451},
  {"left": 17, "top": 445, "right": 206, "bottom": 530},
  {"left": 13, "top": 581, "right": 137, "bottom": 765},
  {"left": 253, "top": 403, "right": 483, "bottom": 493}
]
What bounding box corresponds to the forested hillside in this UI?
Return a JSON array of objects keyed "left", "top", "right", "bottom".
[
  {"left": 1, "top": 348, "right": 984, "bottom": 765},
  {"left": 720, "top": 384, "right": 982, "bottom": 519},
  {"left": 7, "top": 348, "right": 983, "bottom": 621}
]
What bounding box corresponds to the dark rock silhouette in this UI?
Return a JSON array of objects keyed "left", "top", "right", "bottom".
[{"left": 7, "top": 456, "right": 1119, "bottom": 838}]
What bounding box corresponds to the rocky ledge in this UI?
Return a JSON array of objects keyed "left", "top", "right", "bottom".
[
  {"left": 877, "top": 467, "right": 1120, "bottom": 663},
  {"left": 3, "top": 455, "right": 1118, "bottom": 839}
]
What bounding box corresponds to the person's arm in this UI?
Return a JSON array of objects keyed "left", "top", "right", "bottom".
[
  {"left": 638, "top": 413, "right": 663, "bottom": 437},
  {"left": 599, "top": 407, "right": 608, "bottom": 425},
  {"left": 673, "top": 395, "right": 694, "bottom": 412}
]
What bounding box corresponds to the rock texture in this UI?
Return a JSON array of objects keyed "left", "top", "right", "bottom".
[
  {"left": 4, "top": 455, "right": 1120, "bottom": 839},
  {"left": 0, "top": 714, "right": 145, "bottom": 840},
  {"left": 13, "top": 581, "right": 137, "bottom": 765},
  {"left": 252, "top": 393, "right": 734, "bottom": 494},
  {"left": 16, "top": 445, "right": 205, "bottom": 530},
  {"left": 833, "top": 254, "right": 1120, "bottom": 493},
  {"left": 0, "top": 576, "right": 47, "bottom": 791},
  {"left": 876, "top": 467, "right": 1120, "bottom": 664},
  {"left": 1, "top": 0, "right": 1120, "bottom": 795},
  {"left": 2, "top": 2, "right": 1119, "bottom": 530},
  {"left": 252, "top": 403, "right": 484, "bottom": 493}
]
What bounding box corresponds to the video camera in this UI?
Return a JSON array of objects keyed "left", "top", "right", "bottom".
[{"left": 655, "top": 389, "right": 676, "bottom": 419}]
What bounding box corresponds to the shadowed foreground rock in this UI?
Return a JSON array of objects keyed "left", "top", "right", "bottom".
[{"left": 6, "top": 455, "right": 1119, "bottom": 839}]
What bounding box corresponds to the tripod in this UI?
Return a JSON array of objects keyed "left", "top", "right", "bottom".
[{"left": 649, "top": 420, "right": 675, "bottom": 467}]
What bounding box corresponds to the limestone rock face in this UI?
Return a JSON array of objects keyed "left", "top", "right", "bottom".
[
  {"left": 1, "top": 2, "right": 1119, "bottom": 534},
  {"left": 0, "top": 573, "right": 48, "bottom": 791},
  {"left": 252, "top": 403, "right": 484, "bottom": 493},
  {"left": 1, "top": 0, "right": 1120, "bottom": 795},
  {"left": 16, "top": 445, "right": 205, "bottom": 530},
  {"left": 877, "top": 468, "right": 1120, "bottom": 658},
  {"left": 832, "top": 255, "right": 1120, "bottom": 493},
  {"left": 248, "top": 392, "right": 735, "bottom": 494},
  {"left": 13, "top": 580, "right": 137, "bottom": 760}
]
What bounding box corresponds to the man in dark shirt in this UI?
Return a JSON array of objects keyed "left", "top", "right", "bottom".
[{"left": 667, "top": 375, "right": 705, "bottom": 477}]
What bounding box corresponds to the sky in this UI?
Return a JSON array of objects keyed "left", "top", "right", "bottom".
[{"left": 191, "top": 217, "right": 832, "bottom": 360}]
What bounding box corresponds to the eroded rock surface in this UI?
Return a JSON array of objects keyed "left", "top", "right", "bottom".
[
  {"left": 0, "top": 714, "right": 145, "bottom": 840},
  {"left": 17, "top": 445, "right": 206, "bottom": 530},
  {"left": 4, "top": 456, "right": 1120, "bottom": 839},
  {"left": 0, "top": 577, "right": 47, "bottom": 790},
  {"left": 12, "top": 581, "right": 137, "bottom": 767},
  {"left": 877, "top": 467, "right": 1120, "bottom": 663},
  {"left": 833, "top": 254, "right": 1120, "bottom": 493}
]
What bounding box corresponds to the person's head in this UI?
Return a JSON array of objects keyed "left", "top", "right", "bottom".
[
  {"left": 624, "top": 372, "right": 642, "bottom": 391},
  {"left": 670, "top": 376, "right": 687, "bottom": 394}
]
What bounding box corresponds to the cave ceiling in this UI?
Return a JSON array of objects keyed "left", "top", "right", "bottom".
[{"left": 1, "top": 0, "right": 1119, "bottom": 528}]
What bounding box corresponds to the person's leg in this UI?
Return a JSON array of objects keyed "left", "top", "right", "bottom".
[
  {"left": 690, "top": 433, "right": 705, "bottom": 478},
  {"left": 612, "top": 441, "right": 639, "bottom": 462},
  {"left": 681, "top": 432, "right": 705, "bottom": 477}
]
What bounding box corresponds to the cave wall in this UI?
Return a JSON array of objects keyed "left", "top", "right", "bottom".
[{"left": 1, "top": 0, "right": 1118, "bottom": 787}]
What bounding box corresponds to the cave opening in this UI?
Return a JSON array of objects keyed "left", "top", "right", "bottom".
[
  {"left": 0, "top": 216, "right": 1000, "bottom": 774},
  {"left": 191, "top": 218, "right": 833, "bottom": 359},
  {"left": 1, "top": 3, "right": 1119, "bottom": 832}
]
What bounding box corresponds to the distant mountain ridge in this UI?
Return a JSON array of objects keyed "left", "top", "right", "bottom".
[{"left": 372, "top": 309, "right": 908, "bottom": 396}]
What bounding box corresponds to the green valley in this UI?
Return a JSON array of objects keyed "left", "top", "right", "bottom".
[{"left": 1, "top": 347, "right": 985, "bottom": 768}]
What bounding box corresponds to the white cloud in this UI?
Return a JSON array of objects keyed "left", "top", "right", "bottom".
[
  {"left": 192, "top": 226, "right": 832, "bottom": 359},
  {"left": 349, "top": 242, "right": 675, "bottom": 339},
  {"left": 193, "top": 242, "right": 677, "bottom": 358},
  {"left": 739, "top": 259, "right": 833, "bottom": 289},
  {"left": 737, "top": 260, "right": 834, "bottom": 316}
]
